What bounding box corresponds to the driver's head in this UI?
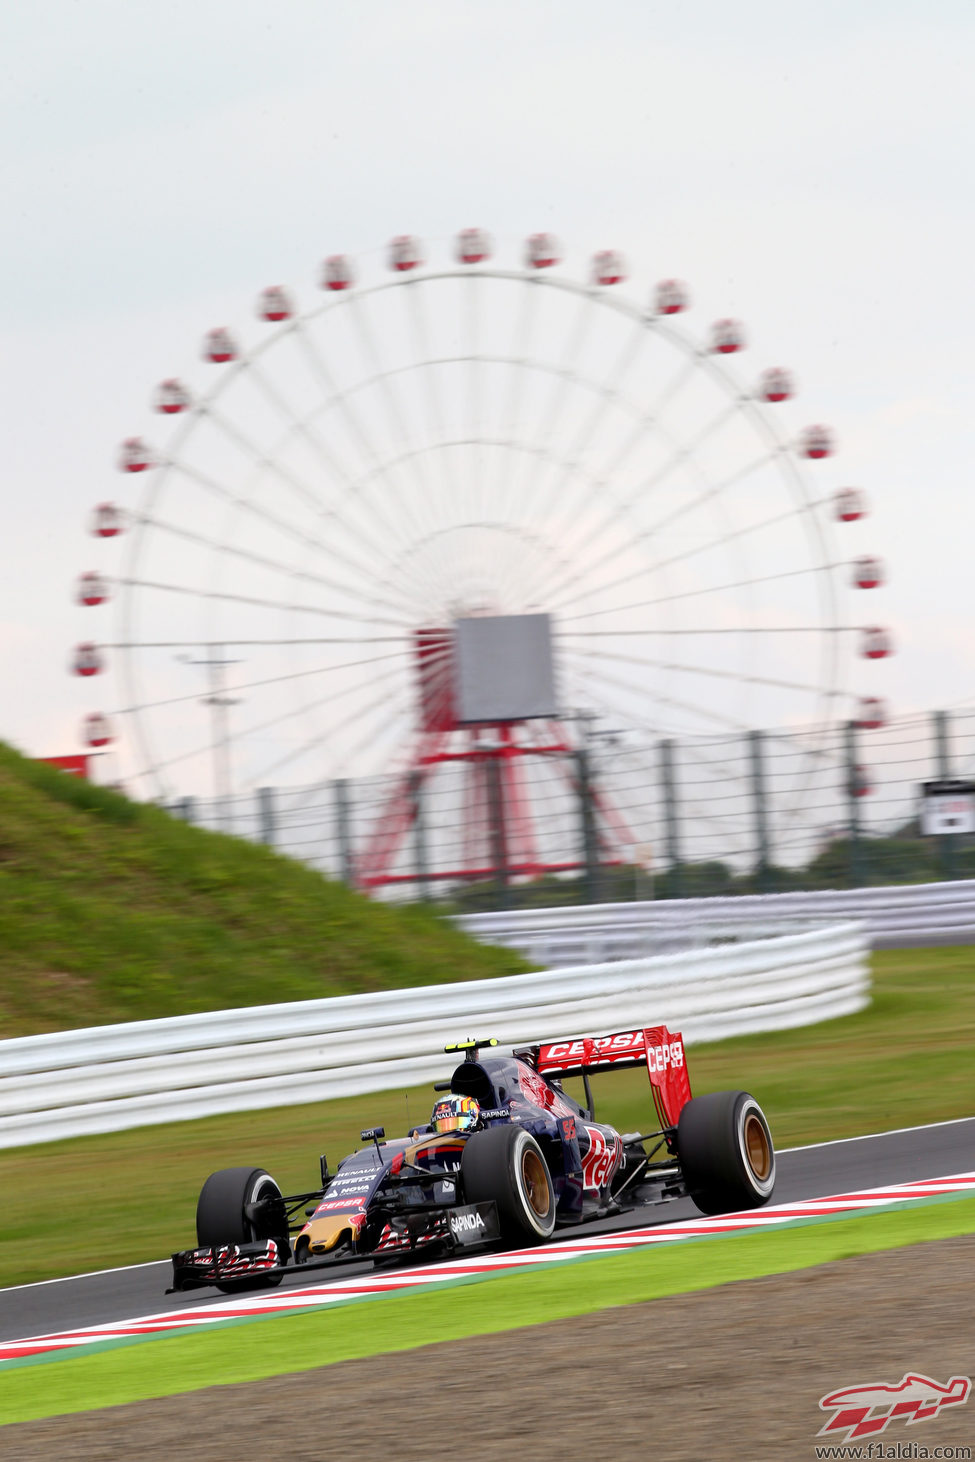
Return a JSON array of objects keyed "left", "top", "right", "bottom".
[{"left": 431, "top": 1095, "right": 481, "bottom": 1134}]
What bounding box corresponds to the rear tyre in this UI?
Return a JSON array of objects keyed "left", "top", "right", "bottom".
[
  {"left": 196, "top": 1165, "right": 289, "bottom": 1292},
  {"left": 677, "top": 1091, "right": 775, "bottom": 1216},
  {"left": 462, "top": 1125, "right": 556, "bottom": 1244}
]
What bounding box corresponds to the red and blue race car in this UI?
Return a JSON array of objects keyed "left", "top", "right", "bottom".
[{"left": 171, "top": 1025, "right": 775, "bottom": 1292}]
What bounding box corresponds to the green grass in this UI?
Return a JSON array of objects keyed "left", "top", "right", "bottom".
[
  {"left": 0, "top": 741, "right": 528, "bottom": 1036},
  {"left": 3, "top": 944, "right": 974, "bottom": 1287},
  {"left": 3, "top": 1192, "right": 973, "bottom": 1426}
]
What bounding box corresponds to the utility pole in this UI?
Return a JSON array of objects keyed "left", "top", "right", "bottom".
[{"left": 178, "top": 646, "right": 242, "bottom": 830}]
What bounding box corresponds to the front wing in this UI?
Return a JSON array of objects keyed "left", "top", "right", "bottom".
[{"left": 169, "top": 1201, "right": 500, "bottom": 1292}]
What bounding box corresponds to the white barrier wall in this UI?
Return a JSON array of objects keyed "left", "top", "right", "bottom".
[
  {"left": 455, "top": 880, "right": 975, "bottom": 964},
  {"left": 0, "top": 921, "right": 868, "bottom": 1149}
]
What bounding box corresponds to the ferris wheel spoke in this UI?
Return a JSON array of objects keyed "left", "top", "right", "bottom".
[
  {"left": 532, "top": 307, "right": 655, "bottom": 531},
  {"left": 645, "top": 347, "right": 700, "bottom": 421},
  {"left": 158, "top": 457, "right": 391, "bottom": 600},
  {"left": 532, "top": 339, "right": 726, "bottom": 602},
  {"left": 290, "top": 318, "right": 430, "bottom": 549},
  {"left": 492, "top": 277, "right": 541, "bottom": 520},
  {"left": 538, "top": 436, "right": 778, "bottom": 615},
  {"left": 119, "top": 574, "right": 410, "bottom": 627},
  {"left": 347, "top": 289, "right": 447, "bottom": 558},
  {"left": 465, "top": 273, "right": 486, "bottom": 522},
  {"left": 512, "top": 289, "right": 596, "bottom": 525},
  {"left": 132, "top": 660, "right": 408, "bottom": 787},
  {"left": 245, "top": 675, "right": 409, "bottom": 786},
  {"left": 630, "top": 445, "right": 778, "bottom": 550},
  {"left": 560, "top": 653, "right": 754, "bottom": 734},
  {"left": 246, "top": 350, "right": 363, "bottom": 490},
  {"left": 549, "top": 483, "right": 825, "bottom": 617},
  {"left": 110, "top": 649, "right": 406, "bottom": 715},
  {"left": 561, "top": 561, "right": 839, "bottom": 624},
  {"left": 406, "top": 283, "right": 454, "bottom": 551},
  {"left": 136, "top": 510, "right": 419, "bottom": 624},
  {"left": 198, "top": 398, "right": 351, "bottom": 528},
  {"left": 564, "top": 638, "right": 836, "bottom": 697}
]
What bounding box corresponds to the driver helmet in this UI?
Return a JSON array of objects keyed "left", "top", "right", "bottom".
[{"left": 431, "top": 1095, "right": 481, "bottom": 1134}]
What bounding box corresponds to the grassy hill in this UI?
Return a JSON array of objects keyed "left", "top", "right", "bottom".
[{"left": 0, "top": 743, "right": 530, "bottom": 1038}]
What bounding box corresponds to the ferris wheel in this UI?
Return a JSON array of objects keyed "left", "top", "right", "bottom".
[{"left": 75, "top": 229, "right": 890, "bottom": 886}]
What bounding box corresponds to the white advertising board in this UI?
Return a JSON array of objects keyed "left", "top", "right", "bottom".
[{"left": 920, "top": 779, "right": 975, "bottom": 835}]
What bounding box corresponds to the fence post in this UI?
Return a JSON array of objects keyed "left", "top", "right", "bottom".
[
  {"left": 333, "top": 778, "right": 354, "bottom": 886},
  {"left": 748, "top": 729, "right": 772, "bottom": 890},
  {"left": 934, "top": 709, "right": 956, "bottom": 880},
  {"left": 257, "top": 787, "right": 275, "bottom": 846},
  {"left": 844, "top": 720, "right": 864, "bottom": 887},
  {"left": 576, "top": 746, "right": 599, "bottom": 906},
  {"left": 486, "top": 754, "right": 509, "bottom": 911},
  {"left": 660, "top": 738, "right": 681, "bottom": 897},
  {"left": 178, "top": 795, "right": 196, "bottom": 824},
  {"left": 409, "top": 770, "right": 431, "bottom": 901}
]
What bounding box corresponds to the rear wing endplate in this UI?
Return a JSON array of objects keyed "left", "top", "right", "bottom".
[{"left": 515, "top": 1026, "right": 692, "bottom": 1129}]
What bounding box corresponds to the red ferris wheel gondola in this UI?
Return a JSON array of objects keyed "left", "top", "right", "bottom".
[
  {"left": 835, "top": 488, "right": 867, "bottom": 522},
  {"left": 861, "top": 627, "right": 892, "bottom": 660},
  {"left": 203, "top": 328, "right": 238, "bottom": 364},
  {"left": 592, "top": 250, "right": 625, "bottom": 286},
  {"left": 456, "top": 228, "right": 491, "bottom": 264},
  {"left": 801, "top": 424, "right": 834, "bottom": 460},
  {"left": 525, "top": 233, "right": 560, "bottom": 269},
  {"left": 154, "top": 378, "right": 191, "bottom": 414},
  {"left": 853, "top": 556, "right": 884, "bottom": 590},
  {"left": 389, "top": 236, "right": 424, "bottom": 272},
  {"left": 73, "top": 643, "right": 103, "bottom": 677},
  {"left": 77, "top": 571, "right": 109, "bottom": 607},
  {"left": 83, "top": 712, "right": 113, "bottom": 748},
  {"left": 655, "top": 279, "right": 688, "bottom": 315},
  {"left": 711, "top": 319, "right": 745, "bottom": 354},
  {"left": 258, "top": 286, "right": 294, "bottom": 322},
  {"left": 118, "top": 437, "right": 153, "bottom": 473},
  {"left": 90, "top": 502, "right": 125, "bottom": 538},
  {"left": 855, "top": 696, "right": 888, "bottom": 730},
  {"left": 760, "top": 367, "right": 794, "bottom": 403}
]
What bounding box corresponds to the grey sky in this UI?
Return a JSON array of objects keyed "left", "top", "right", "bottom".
[{"left": 2, "top": 1, "right": 973, "bottom": 783}]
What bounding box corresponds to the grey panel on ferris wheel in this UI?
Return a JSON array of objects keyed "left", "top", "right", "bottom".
[{"left": 453, "top": 613, "right": 557, "bottom": 725}]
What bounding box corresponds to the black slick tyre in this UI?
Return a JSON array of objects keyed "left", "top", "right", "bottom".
[
  {"left": 677, "top": 1091, "right": 775, "bottom": 1216},
  {"left": 196, "top": 1166, "right": 288, "bottom": 1292},
  {"left": 461, "top": 1125, "right": 556, "bottom": 1244}
]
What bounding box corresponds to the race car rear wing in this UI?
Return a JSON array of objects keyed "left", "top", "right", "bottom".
[{"left": 514, "top": 1025, "right": 692, "bottom": 1129}]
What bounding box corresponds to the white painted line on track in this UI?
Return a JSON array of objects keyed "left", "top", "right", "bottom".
[
  {"left": 780, "top": 1113, "right": 975, "bottom": 1154},
  {"left": 2, "top": 1259, "right": 170, "bottom": 1293}
]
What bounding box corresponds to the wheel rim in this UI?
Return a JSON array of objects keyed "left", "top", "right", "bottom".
[
  {"left": 521, "top": 1147, "right": 552, "bottom": 1218},
  {"left": 743, "top": 1113, "right": 772, "bottom": 1182}
]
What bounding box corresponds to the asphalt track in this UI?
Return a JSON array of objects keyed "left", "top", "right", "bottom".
[{"left": 2, "top": 1116, "right": 973, "bottom": 1345}]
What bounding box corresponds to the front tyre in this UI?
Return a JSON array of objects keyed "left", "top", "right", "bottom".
[
  {"left": 462, "top": 1126, "right": 556, "bottom": 1244},
  {"left": 196, "top": 1165, "right": 288, "bottom": 1292},
  {"left": 677, "top": 1091, "right": 775, "bottom": 1216}
]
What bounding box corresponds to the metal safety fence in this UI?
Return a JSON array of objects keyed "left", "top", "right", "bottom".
[{"left": 164, "top": 706, "right": 975, "bottom": 907}]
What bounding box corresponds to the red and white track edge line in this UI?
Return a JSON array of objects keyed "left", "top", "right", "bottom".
[{"left": 3, "top": 1171, "right": 973, "bottom": 1365}]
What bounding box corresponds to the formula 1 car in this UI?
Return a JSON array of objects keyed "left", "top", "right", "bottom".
[{"left": 170, "top": 1025, "right": 775, "bottom": 1292}]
